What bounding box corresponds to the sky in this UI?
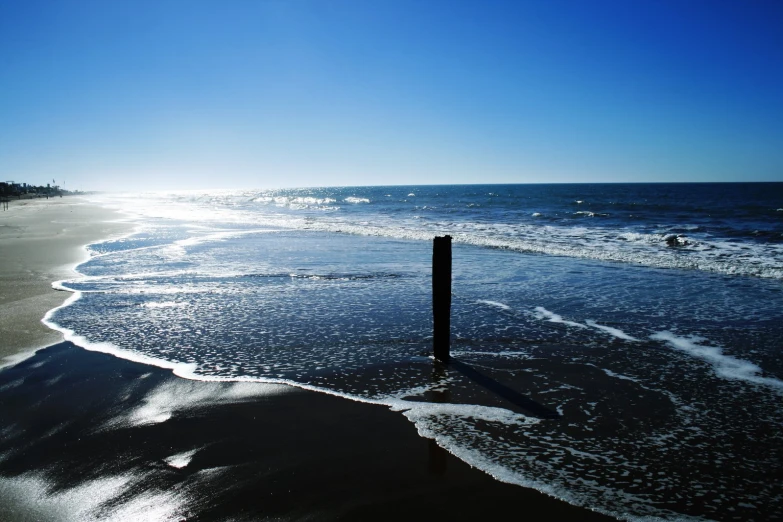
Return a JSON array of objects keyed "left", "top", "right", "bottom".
[{"left": 1, "top": 0, "right": 781, "bottom": 191}]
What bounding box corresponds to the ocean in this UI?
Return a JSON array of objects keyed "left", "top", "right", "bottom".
[{"left": 47, "top": 183, "right": 782, "bottom": 520}]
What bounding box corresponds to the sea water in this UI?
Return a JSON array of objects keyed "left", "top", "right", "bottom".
[{"left": 46, "top": 183, "right": 783, "bottom": 521}]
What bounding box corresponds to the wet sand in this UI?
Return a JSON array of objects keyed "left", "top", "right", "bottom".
[
  {"left": 0, "top": 342, "right": 615, "bottom": 521},
  {"left": 0, "top": 197, "right": 133, "bottom": 363}
]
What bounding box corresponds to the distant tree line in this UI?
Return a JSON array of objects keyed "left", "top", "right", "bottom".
[{"left": 0, "top": 181, "right": 76, "bottom": 199}]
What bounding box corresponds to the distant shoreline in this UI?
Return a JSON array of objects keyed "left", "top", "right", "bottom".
[{"left": 71, "top": 180, "right": 783, "bottom": 194}]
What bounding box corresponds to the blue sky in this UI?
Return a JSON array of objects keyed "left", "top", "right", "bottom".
[{"left": 1, "top": 0, "right": 781, "bottom": 191}]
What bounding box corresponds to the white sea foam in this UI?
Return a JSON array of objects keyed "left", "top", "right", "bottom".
[
  {"left": 141, "top": 301, "right": 187, "bottom": 309},
  {"left": 174, "top": 228, "right": 276, "bottom": 248},
  {"left": 392, "top": 400, "right": 540, "bottom": 427},
  {"left": 650, "top": 331, "right": 783, "bottom": 391},
  {"left": 254, "top": 196, "right": 337, "bottom": 207},
  {"left": 451, "top": 350, "right": 534, "bottom": 359},
  {"left": 598, "top": 368, "right": 640, "bottom": 383},
  {"left": 477, "top": 300, "right": 511, "bottom": 310},
  {"left": 44, "top": 294, "right": 202, "bottom": 379},
  {"left": 533, "top": 307, "right": 587, "bottom": 329},
  {"left": 344, "top": 197, "right": 370, "bottom": 204},
  {"left": 86, "top": 191, "right": 783, "bottom": 280},
  {"left": 395, "top": 401, "right": 695, "bottom": 522},
  {"left": 585, "top": 320, "right": 639, "bottom": 341},
  {"left": 293, "top": 220, "right": 783, "bottom": 280}
]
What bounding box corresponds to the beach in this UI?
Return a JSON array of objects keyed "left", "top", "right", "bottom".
[
  {"left": 0, "top": 197, "right": 133, "bottom": 363},
  {"left": 3, "top": 185, "right": 782, "bottom": 520},
  {"left": 0, "top": 197, "right": 618, "bottom": 520},
  {"left": 0, "top": 342, "right": 614, "bottom": 521}
]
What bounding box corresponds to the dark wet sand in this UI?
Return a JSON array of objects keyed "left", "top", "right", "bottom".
[{"left": 0, "top": 342, "right": 615, "bottom": 521}]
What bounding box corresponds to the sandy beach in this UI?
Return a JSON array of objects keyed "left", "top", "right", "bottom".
[
  {"left": 0, "top": 197, "right": 133, "bottom": 364},
  {"left": 0, "top": 198, "right": 617, "bottom": 520}
]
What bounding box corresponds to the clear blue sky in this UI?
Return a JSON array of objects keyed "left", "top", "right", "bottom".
[{"left": 1, "top": 0, "right": 781, "bottom": 191}]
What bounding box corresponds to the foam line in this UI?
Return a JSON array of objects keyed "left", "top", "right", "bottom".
[
  {"left": 477, "top": 300, "right": 511, "bottom": 310},
  {"left": 398, "top": 405, "right": 690, "bottom": 522},
  {"left": 43, "top": 292, "right": 201, "bottom": 378},
  {"left": 598, "top": 368, "right": 640, "bottom": 383},
  {"left": 174, "top": 228, "right": 278, "bottom": 247},
  {"left": 533, "top": 307, "right": 587, "bottom": 329},
  {"left": 44, "top": 292, "right": 545, "bottom": 433},
  {"left": 650, "top": 331, "right": 783, "bottom": 391},
  {"left": 585, "top": 320, "right": 639, "bottom": 341}
]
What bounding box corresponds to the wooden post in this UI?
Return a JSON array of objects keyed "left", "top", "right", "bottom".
[{"left": 432, "top": 235, "right": 452, "bottom": 362}]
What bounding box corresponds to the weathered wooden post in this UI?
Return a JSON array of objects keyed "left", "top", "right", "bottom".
[{"left": 432, "top": 235, "right": 452, "bottom": 362}]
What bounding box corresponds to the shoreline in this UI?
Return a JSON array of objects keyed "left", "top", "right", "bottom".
[
  {"left": 0, "top": 196, "right": 134, "bottom": 364},
  {"left": 0, "top": 196, "right": 619, "bottom": 520}
]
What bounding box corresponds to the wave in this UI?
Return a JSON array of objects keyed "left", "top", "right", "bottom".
[
  {"left": 253, "top": 196, "right": 338, "bottom": 207},
  {"left": 573, "top": 211, "right": 609, "bottom": 217},
  {"left": 297, "top": 221, "right": 783, "bottom": 280},
  {"left": 584, "top": 320, "right": 639, "bottom": 341},
  {"left": 86, "top": 191, "right": 783, "bottom": 281}
]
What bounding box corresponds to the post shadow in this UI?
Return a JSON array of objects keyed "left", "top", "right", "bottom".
[
  {"left": 425, "top": 356, "right": 560, "bottom": 478},
  {"left": 427, "top": 360, "right": 450, "bottom": 476},
  {"left": 430, "top": 235, "right": 559, "bottom": 420},
  {"left": 449, "top": 359, "right": 560, "bottom": 420}
]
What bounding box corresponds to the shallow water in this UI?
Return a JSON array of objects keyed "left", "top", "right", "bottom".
[{"left": 43, "top": 184, "right": 783, "bottom": 520}]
